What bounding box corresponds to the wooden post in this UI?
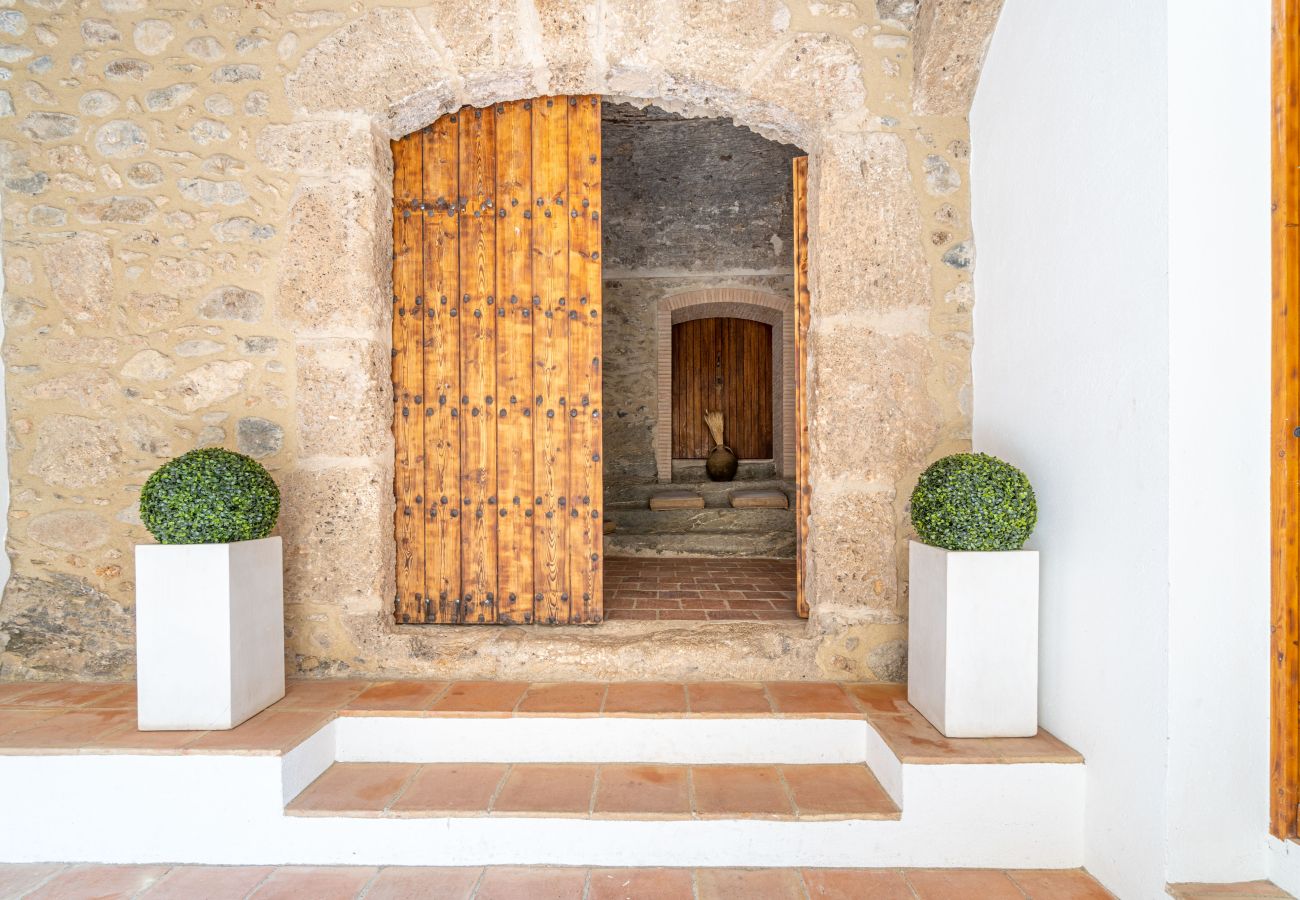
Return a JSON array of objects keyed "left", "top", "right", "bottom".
[{"left": 793, "top": 156, "right": 812, "bottom": 620}]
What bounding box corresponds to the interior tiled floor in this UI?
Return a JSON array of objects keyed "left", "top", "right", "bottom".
[
  {"left": 0, "top": 863, "right": 1124, "bottom": 899},
  {"left": 0, "top": 680, "right": 1083, "bottom": 763},
  {"left": 603, "top": 557, "right": 798, "bottom": 621}
]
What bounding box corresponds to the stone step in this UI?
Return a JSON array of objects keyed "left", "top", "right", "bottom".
[
  {"left": 670, "top": 459, "right": 779, "bottom": 482},
  {"left": 606, "top": 507, "right": 793, "bottom": 535},
  {"left": 605, "top": 478, "right": 795, "bottom": 508},
  {"left": 604, "top": 530, "right": 797, "bottom": 559},
  {"left": 286, "top": 761, "right": 899, "bottom": 821}
]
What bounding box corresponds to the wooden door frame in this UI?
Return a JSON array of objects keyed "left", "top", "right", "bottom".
[
  {"left": 794, "top": 156, "right": 811, "bottom": 619},
  {"left": 1271, "top": 0, "right": 1300, "bottom": 839}
]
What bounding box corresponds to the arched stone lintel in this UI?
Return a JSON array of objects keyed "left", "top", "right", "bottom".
[{"left": 655, "top": 289, "right": 796, "bottom": 482}]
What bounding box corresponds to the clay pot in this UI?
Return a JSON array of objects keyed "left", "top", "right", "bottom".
[{"left": 706, "top": 445, "right": 739, "bottom": 481}]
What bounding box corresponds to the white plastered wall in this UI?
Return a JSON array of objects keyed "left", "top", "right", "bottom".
[{"left": 970, "top": 0, "right": 1271, "bottom": 896}]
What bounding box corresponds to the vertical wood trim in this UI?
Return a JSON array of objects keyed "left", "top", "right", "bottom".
[
  {"left": 494, "top": 100, "right": 537, "bottom": 625},
  {"left": 392, "top": 134, "right": 426, "bottom": 623},
  {"left": 567, "top": 94, "right": 604, "bottom": 623},
  {"left": 532, "top": 96, "right": 571, "bottom": 624},
  {"left": 458, "top": 107, "right": 499, "bottom": 623},
  {"left": 793, "top": 156, "right": 812, "bottom": 619},
  {"left": 1272, "top": 0, "right": 1300, "bottom": 839},
  {"left": 422, "top": 116, "right": 462, "bottom": 624}
]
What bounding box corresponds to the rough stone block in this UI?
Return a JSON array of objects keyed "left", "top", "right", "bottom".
[
  {"left": 812, "top": 134, "right": 931, "bottom": 316},
  {"left": 285, "top": 8, "right": 455, "bottom": 132},
  {"left": 27, "top": 414, "right": 122, "bottom": 489},
  {"left": 295, "top": 338, "right": 391, "bottom": 459},
  {"left": 808, "top": 326, "right": 940, "bottom": 481},
  {"left": 42, "top": 232, "right": 112, "bottom": 326},
  {"left": 809, "top": 488, "right": 899, "bottom": 613},
  {"left": 276, "top": 179, "right": 386, "bottom": 336},
  {"left": 912, "top": 0, "right": 1005, "bottom": 116},
  {"left": 281, "top": 463, "right": 393, "bottom": 610},
  {"left": 256, "top": 120, "right": 381, "bottom": 175}
]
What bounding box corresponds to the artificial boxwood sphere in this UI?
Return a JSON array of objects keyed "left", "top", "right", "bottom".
[
  {"left": 909, "top": 452, "right": 1037, "bottom": 551},
  {"left": 140, "top": 448, "right": 280, "bottom": 545}
]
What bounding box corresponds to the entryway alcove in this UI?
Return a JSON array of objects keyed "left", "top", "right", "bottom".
[{"left": 388, "top": 97, "right": 808, "bottom": 627}]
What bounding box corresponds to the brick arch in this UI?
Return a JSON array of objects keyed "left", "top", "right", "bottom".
[{"left": 655, "top": 289, "right": 796, "bottom": 482}]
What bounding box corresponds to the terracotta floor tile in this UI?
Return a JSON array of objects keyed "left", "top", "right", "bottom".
[
  {"left": 593, "top": 765, "right": 691, "bottom": 816},
  {"left": 25, "top": 864, "right": 170, "bottom": 900},
  {"left": 276, "top": 679, "right": 368, "bottom": 710},
  {"left": 687, "top": 682, "right": 773, "bottom": 714},
  {"left": 7, "top": 682, "right": 134, "bottom": 709},
  {"left": 781, "top": 765, "right": 898, "bottom": 818},
  {"left": 588, "top": 868, "right": 695, "bottom": 900},
  {"left": 492, "top": 764, "right": 597, "bottom": 815},
  {"left": 88, "top": 722, "right": 208, "bottom": 752},
  {"left": 344, "top": 680, "right": 448, "bottom": 712},
  {"left": 289, "top": 762, "right": 416, "bottom": 815},
  {"left": 431, "top": 681, "right": 529, "bottom": 714},
  {"left": 364, "top": 866, "right": 482, "bottom": 899},
  {"left": 143, "top": 865, "right": 275, "bottom": 898},
  {"left": 517, "top": 682, "right": 607, "bottom": 714},
  {"left": 679, "top": 598, "right": 729, "bottom": 610},
  {"left": 0, "top": 864, "right": 66, "bottom": 897},
  {"left": 766, "top": 682, "right": 860, "bottom": 715},
  {"left": 907, "top": 868, "right": 1027, "bottom": 899},
  {"left": 474, "top": 866, "right": 587, "bottom": 900},
  {"left": 870, "top": 712, "right": 1004, "bottom": 764},
  {"left": 696, "top": 868, "right": 806, "bottom": 900},
  {"left": 844, "top": 682, "right": 911, "bottom": 715},
  {"left": 993, "top": 731, "right": 1085, "bottom": 764},
  {"left": 0, "top": 708, "right": 62, "bottom": 737},
  {"left": 247, "top": 866, "right": 376, "bottom": 899},
  {"left": 0, "top": 708, "right": 135, "bottom": 748},
  {"left": 390, "top": 763, "right": 508, "bottom": 814},
  {"left": 691, "top": 765, "right": 794, "bottom": 817},
  {"left": 1008, "top": 868, "right": 1117, "bottom": 899},
  {"left": 187, "top": 709, "right": 331, "bottom": 754},
  {"left": 603, "top": 682, "right": 688, "bottom": 714},
  {"left": 606, "top": 608, "right": 658, "bottom": 620},
  {"left": 706, "top": 609, "right": 758, "bottom": 620},
  {"left": 801, "top": 868, "right": 916, "bottom": 899},
  {"left": 0, "top": 683, "right": 40, "bottom": 705}
]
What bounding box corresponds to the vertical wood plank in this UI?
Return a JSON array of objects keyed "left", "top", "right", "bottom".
[
  {"left": 392, "top": 132, "right": 426, "bottom": 624},
  {"left": 793, "top": 156, "right": 812, "bottom": 619},
  {"left": 422, "top": 116, "right": 462, "bottom": 624},
  {"left": 532, "top": 96, "right": 571, "bottom": 624},
  {"left": 458, "top": 106, "right": 499, "bottom": 624},
  {"left": 567, "top": 94, "right": 603, "bottom": 623},
  {"left": 494, "top": 100, "right": 537, "bottom": 624},
  {"left": 1272, "top": 0, "right": 1300, "bottom": 838}
]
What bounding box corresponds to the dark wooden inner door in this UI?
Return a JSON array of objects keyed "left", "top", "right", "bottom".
[{"left": 671, "top": 317, "right": 773, "bottom": 460}]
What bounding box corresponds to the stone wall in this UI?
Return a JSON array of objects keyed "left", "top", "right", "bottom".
[
  {"left": 601, "top": 102, "right": 800, "bottom": 482},
  {"left": 0, "top": 0, "right": 997, "bottom": 683}
]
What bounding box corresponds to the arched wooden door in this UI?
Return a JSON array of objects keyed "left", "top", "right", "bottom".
[
  {"left": 390, "top": 96, "right": 603, "bottom": 625},
  {"left": 670, "top": 317, "right": 774, "bottom": 460}
]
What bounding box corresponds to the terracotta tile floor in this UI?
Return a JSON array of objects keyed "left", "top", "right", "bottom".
[
  {"left": 0, "top": 863, "right": 1129, "bottom": 898},
  {"left": 603, "top": 557, "right": 799, "bottom": 621},
  {"left": 0, "top": 679, "right": 1083, "bottom": 764},
  {"left": 286, "top": 761, "right": 898, "bottom": 820}
]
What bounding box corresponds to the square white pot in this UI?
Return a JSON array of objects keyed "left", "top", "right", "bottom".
[
  {"left": 907, "top": 540, "right": 1039, "bottom": 738},
  {"left": 135, "top": 536, "right": 285, "bottom": 731}
]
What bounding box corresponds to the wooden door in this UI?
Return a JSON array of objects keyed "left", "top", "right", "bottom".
[
  {"left": 670, "top": 317, "right": 773, "bottom": 459},
  {"left": 1272, "top": 0, "right": 1300, "bottom": 838},
  {"left": 793, "top": 156, "right": 811, "bottom": 619},
  {"left": 391, "top": 96, "right": 603, "bottom": 625}
]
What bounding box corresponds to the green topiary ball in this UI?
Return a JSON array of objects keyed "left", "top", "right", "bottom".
[
  {"left": 910, "top": 452, "right": 1037, "bottom": 551},
  {"left": 140, "top": 448, "right": 280, "bottom": 545}
]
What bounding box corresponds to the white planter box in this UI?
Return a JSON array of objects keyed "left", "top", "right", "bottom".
[
  {"left": 907, "top": 540, "right": 1039, "bottom": 738},
  {"left": 135, "top": 536, "right": 285, "bottom": 731}
]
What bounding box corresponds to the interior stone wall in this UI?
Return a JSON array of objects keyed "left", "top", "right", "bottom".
[
  {"left": 0, "top": 0, "right": 990, "bottom": 684},
  {"left": 601, "top": 102, "right": 800, "bottom": 483}
]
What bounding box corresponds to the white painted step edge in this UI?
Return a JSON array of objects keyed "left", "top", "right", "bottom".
[{"left": 0, "top": 716, "right": 1084, "bottom": 869}]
